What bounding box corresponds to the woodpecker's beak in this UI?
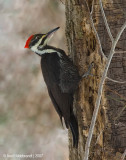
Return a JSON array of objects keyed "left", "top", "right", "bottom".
[
  {"left": 46, "top": 27, "right": 60, "bottom": 37},
  {"left": 44, "top": 27, "right": 60, "bottom": 44}
]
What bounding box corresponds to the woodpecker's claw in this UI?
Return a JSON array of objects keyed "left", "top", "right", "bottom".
[{"left": 81, "top": 62, "right": 94, "bottom": 78}]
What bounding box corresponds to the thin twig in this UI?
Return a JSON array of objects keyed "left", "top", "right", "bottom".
[
  {"left": 90, "top": 15, "right": 107, "bottom": 59},
  {"left": 95, "top": 103, "right": 126, "bottom": 145},
  {"left": 91, "top": 0, "right": 95, "bottom": 14},
  {"left": 121, "top": 149, "right": 126, "bottom": 160},
  {"left": 115, "top": 51, "right": 126, "bottom": 54},
  {"left": 95, "top": 129, "right": 104, "bottom": 145},
  {"left": 83, "top": 21, "right": 126, "bottom": 160},
  {"left": 107, "top": 95, "right": 125, "bottom": 105},
  {"left": 113, "top": 56, "right": 126, "bottom": 58},
  {"left": 107, "top": 96, "right": 126, "bottom": 122},
  {"left": 106, "top": 87, "right": 126, "bottom": 101},
  {"left": 114, "top": 105, "right": 126, "bottom": 122},
  {"left": 99, "top": 0, "right": 114, "bottom": 42},
  {"left": 106, "top": 77, "right": 126, "bottom": 84},
  {"left": 85, "top": 0, "right": 107, "bottom": 59},
  {"left": 59, "top": 0, "right": 65, "bottom": 5}
]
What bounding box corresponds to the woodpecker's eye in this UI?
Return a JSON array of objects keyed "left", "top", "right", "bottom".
[{"left": 35, "top": 36, "right": 39, "bottom": 40}]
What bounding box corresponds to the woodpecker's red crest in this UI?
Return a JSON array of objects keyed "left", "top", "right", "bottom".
[{"left": 24, "top": 35, "right": 34, "bottom": 48}]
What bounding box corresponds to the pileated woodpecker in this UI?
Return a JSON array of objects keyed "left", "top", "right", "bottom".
[{"left": 24, "top": 27, "right": 92, "bottom": 147}]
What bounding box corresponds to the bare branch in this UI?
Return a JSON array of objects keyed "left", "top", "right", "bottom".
[
  {"left": 95, "top": 129, "right": 104, "bottom": 145},
  {"left": 113, "top": 56, "right": 126, "bottom": 58},
  {"left": 99, "top": 0, "right": 114, "bottom": 42},
  {"left": 107, "top": 95, "right": 125, "bottom": 105},
  {"left": 106, "top": 77, "right": 126, "bottom": 84},
  {"left": 59, "top": 0, "right": 65, "bottom": 5},
  {"left": 106, "top": 87, "right": 126, "bottom": 101},
  {"left": 83, "top": 21, "right": 126, "bottom": 160},
  {"left": 115, "top": 51, "right": 126, "bottom": 54},
  {"left": 95, "top": 103, "right": 125, "bottom": 146},
  {"left": 121, "top": 149, "right": 126, "bottom": 160},
  {"left": 90, "top": 14, "right": 107, "bottom": 59},
  {"left": 114, "top": 21, "right": 126, "bottom": 49},
  {"left": 85, "top": 0, "right": 107, "bottom": 59},
  {"left": 91, "top": 0, "right": 95, "bottom": 14},
  {"left": 114, "top": 105, "right": 126, "bottom": 122}
]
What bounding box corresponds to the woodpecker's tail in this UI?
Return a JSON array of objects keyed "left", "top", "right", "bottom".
[{"left": 69, "top": 113, "right": 79, "bottom": 148}]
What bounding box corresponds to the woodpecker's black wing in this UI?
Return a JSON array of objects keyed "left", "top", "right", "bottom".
[
  {"left": 41, "top": 52, "right": 71, "bottom": 123},
  {"left": 41, "top": 51, "right": 78, "bottom": 147},
  {"left": 47, "top": 84, "right": 73, "bottom": 127},
  {"left": 47, "top": 84, "right": 78, "bottom": 147},
  {"left": 57, "top": 49, "right": 81, "bottom": 93}
]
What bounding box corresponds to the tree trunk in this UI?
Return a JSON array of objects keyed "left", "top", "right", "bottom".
[{"left": 65, "top": 0, "right": 126, "bottom": 160}]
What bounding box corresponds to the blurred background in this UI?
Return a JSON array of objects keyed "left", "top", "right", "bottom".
[{"left": 0, "top": 0, "right": 68, "bottom": 160}]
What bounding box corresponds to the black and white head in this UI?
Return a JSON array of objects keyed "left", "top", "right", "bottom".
[{"left": 24, "top": 27, "right": 60, "bottom": 55}]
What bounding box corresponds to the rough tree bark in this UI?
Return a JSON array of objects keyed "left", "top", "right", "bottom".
[{"left": 65, "top": 0, "right": 126, "bottom": 160}]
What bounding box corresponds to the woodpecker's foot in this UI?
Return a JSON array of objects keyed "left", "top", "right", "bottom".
[{"left": 81, "top": 62, "right": 94, "bottom": 79}]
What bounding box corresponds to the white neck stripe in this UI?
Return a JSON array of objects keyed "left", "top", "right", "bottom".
[
  {"left": 36, "top": 49, "right": 56, "bottom": 55},
  {"left": 31, "top": 48, "right": 61, "bottom": 57}
]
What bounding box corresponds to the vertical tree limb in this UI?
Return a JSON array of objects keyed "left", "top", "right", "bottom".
[
  {"left": 99, "top": 0, "right": 114, "bottom": 42},
  {"left": 85, "top": 0, "right": 107, "bottom": 59}
]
